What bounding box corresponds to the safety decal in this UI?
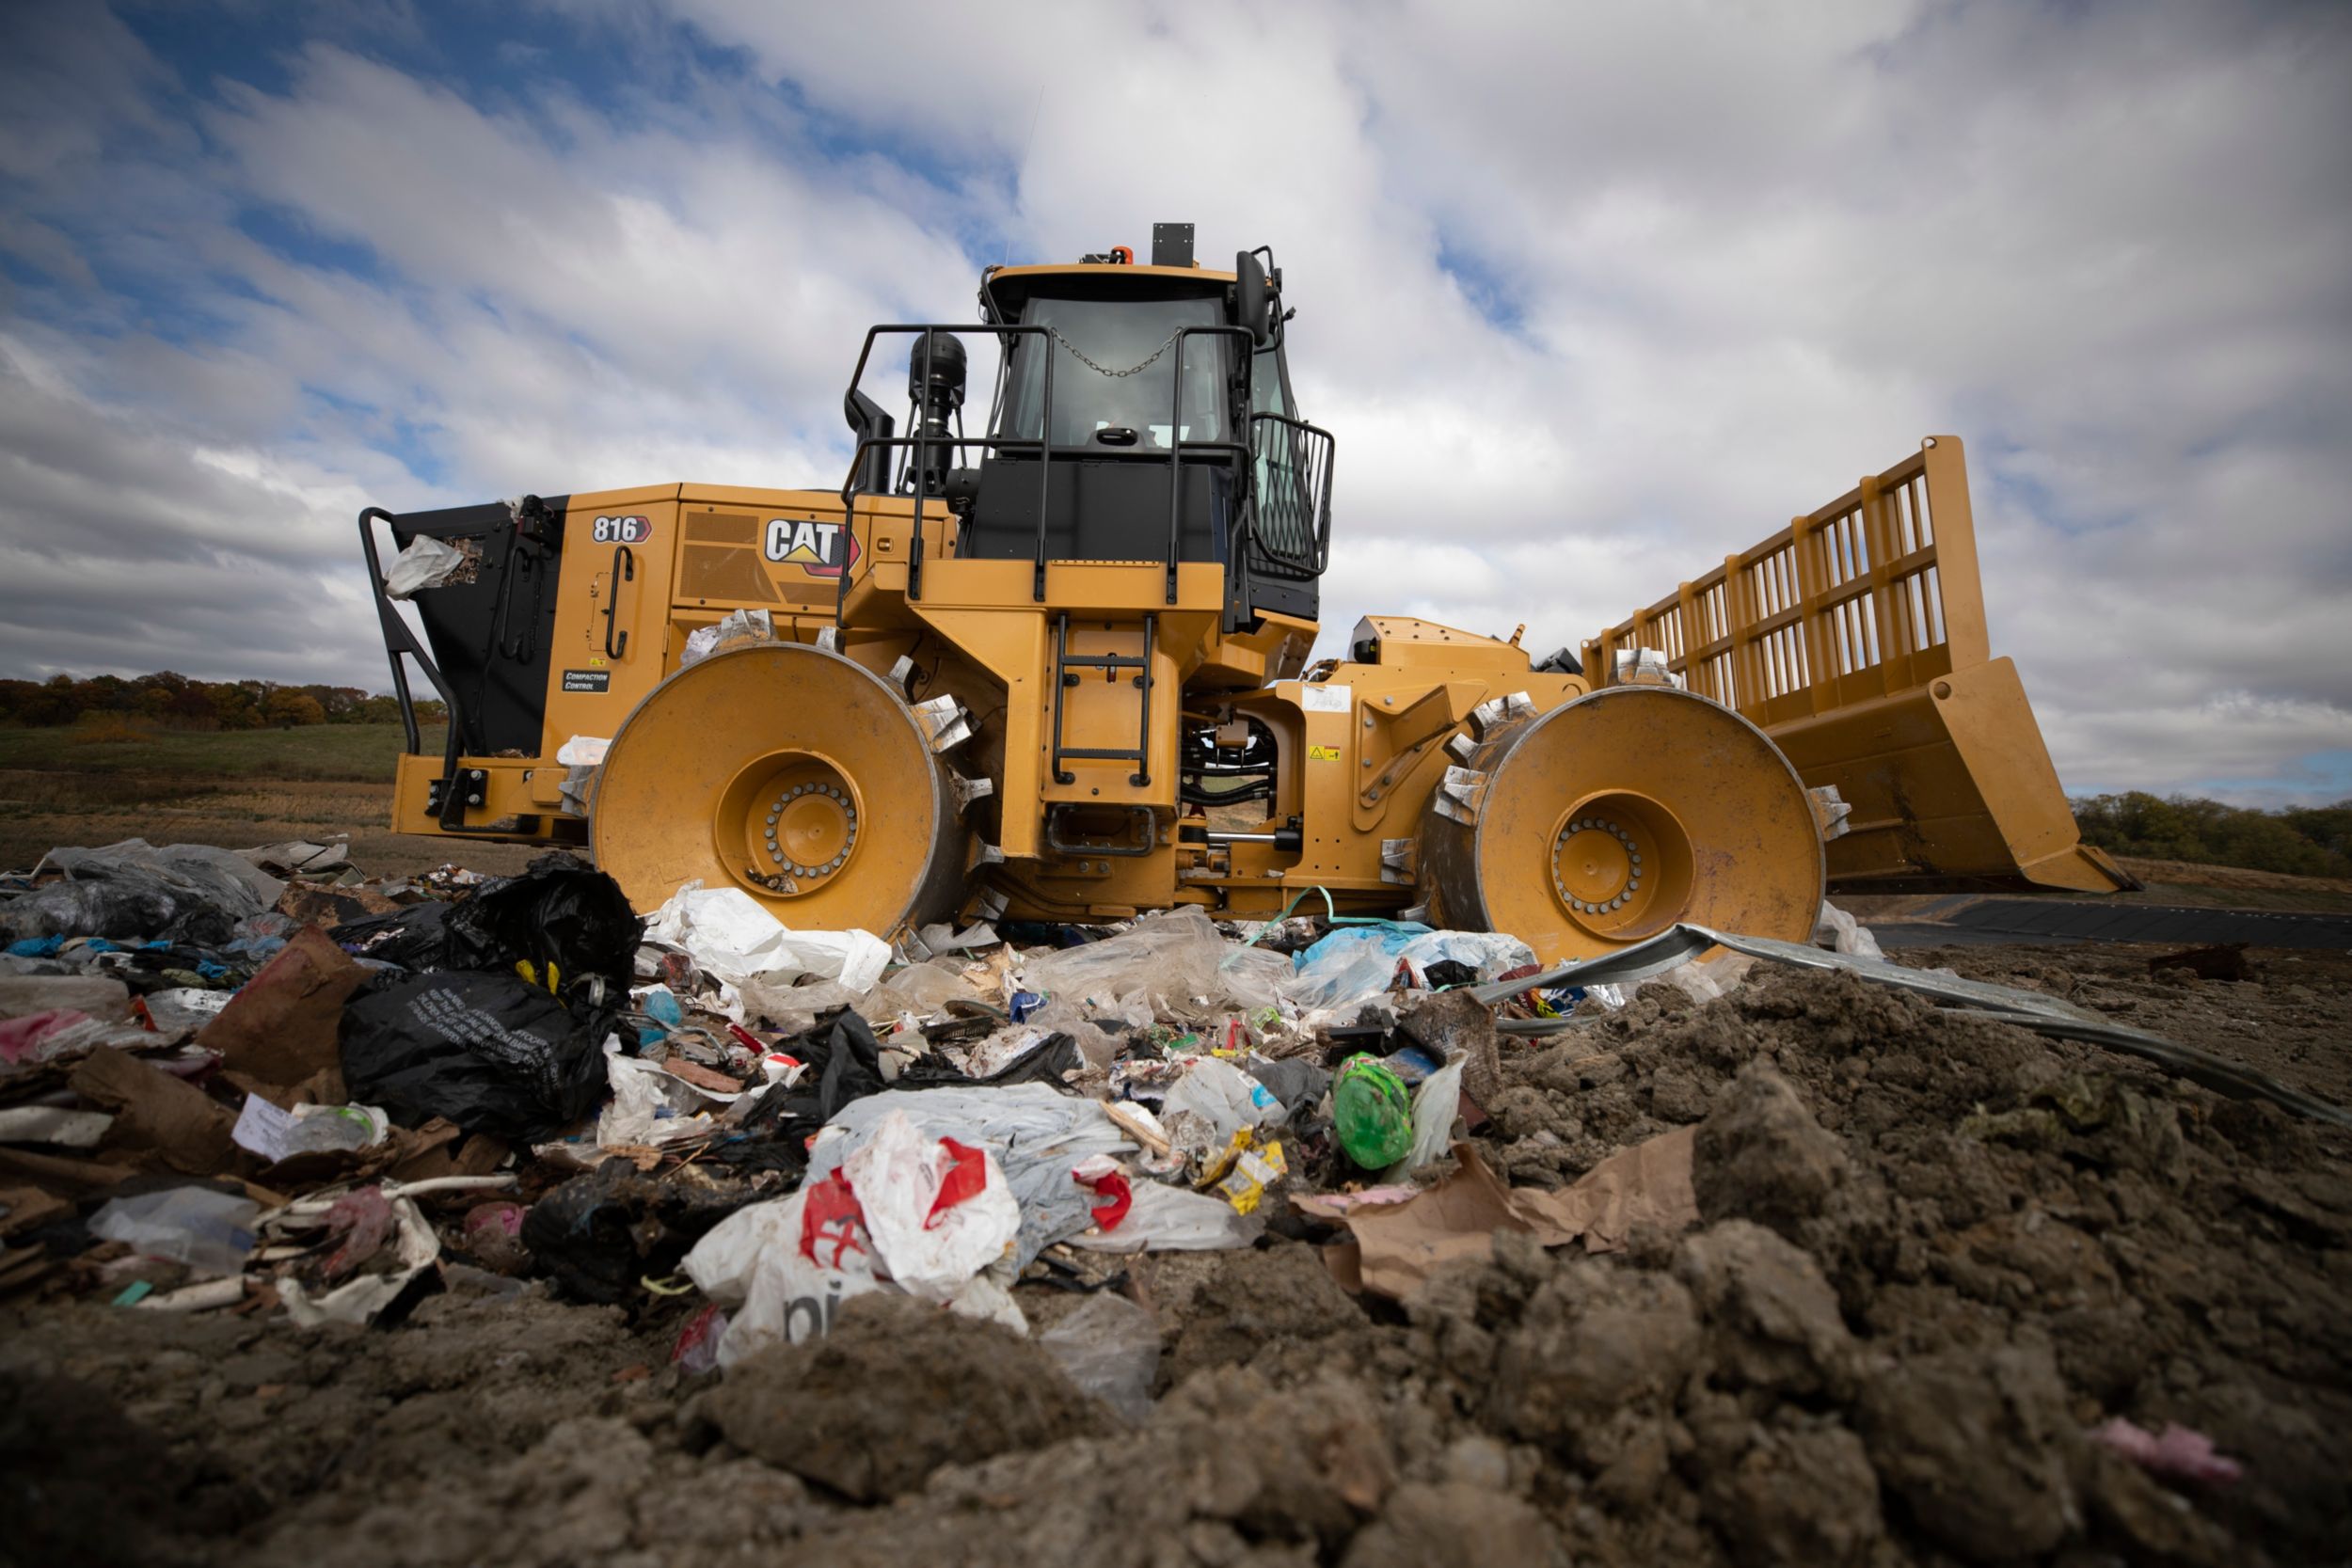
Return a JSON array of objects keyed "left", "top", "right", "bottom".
[
  {"left": 591, "top": 515, "right": 653, "bottom": 545},
  {"left": 1307, "top": 744, "right": 1342, "bottom": 761},
  {"left": 764, "top": 517, "right": 862, "bottom": 578}
]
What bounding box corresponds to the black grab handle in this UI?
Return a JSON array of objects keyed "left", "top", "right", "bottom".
[{"left": 603, "top": 544, "right": 634, "bottom": 658}]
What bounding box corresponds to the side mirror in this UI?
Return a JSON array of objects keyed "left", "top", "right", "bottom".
[{"left": 1232, "top": 250, "right": 1273, "bottom": 347}]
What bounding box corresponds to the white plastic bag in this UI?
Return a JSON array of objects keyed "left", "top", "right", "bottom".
[
  {"left": 1393, "top": 1057, "right": 1465, "bottom": 1175},
  {"left": 684, "top": 1185, "right": 884, "bottom": 1368},
  {"left": 805, "top": 1085, "right": 1135, "bottom": 1267},
  {"left": 1160, "top": 1055, "right": 1288, "bottom": 1148},
  {"left": 843, "top": 1110, "right": 1022, "bottom": 1304},
  {"left": 644, "top": 879, "right": 891, "bottom": 992},
  {"left": 383, "top": 535, "right": 477, "bottom": 597},
  {"left": 852, "top": 959, "right": 983, "bottom": 1022}
]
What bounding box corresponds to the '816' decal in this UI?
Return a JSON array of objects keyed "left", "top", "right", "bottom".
[{"left": 592, "top": 515, "right": 653, "bottom": 545}]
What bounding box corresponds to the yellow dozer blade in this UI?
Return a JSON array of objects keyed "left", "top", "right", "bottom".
[{"left": 1583, "top": 436, "right": 2137, "bottom": 894}]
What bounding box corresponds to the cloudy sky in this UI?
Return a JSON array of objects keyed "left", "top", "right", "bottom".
[{"left": 1, "top": 0, "right": 2345, "bottom": 803}]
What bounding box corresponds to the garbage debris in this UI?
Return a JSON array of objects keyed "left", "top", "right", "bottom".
[
  {"left": 339, "top": 970, "right": 617, "bottom": 1142},
  {"left": 199, "top": 926, "right": 369, "bottom": 1087},
  {"left": 1036, "top": 1291, "right": 1161, "bottom": 1423},
  {"left": 4, "top": 840, "right": 282, "bottom": 944},
  {"left": 1283, "top": 921, "right": 1534, "bottom": 1015},
  {"left": 87, "top": 1186, "right": 260, "bottom": 1277},
  {"left": 2090, "top": 1417, "right": 2245, "bottom": 1485},
  {"left": 1333, "top": 1053, "right": 1414, "bottom": 1169},
  {"left": 1300, "top": 1130, "right": 1698, "bottom": 1298},
  {"left": 645, "top": 879, "right": 890, "bottom": 992},
  {"left": 4, "top": 826, "right": 2345, "bottom": 1568},
  {"left": 382, "top": 533, "right": 482, "bottom": 597},
  {"left": 441, "top": 851, "right": 644, "bottom": 999}
]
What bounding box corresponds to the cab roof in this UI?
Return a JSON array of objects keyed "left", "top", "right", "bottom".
[{"left": 981, "top": 261, "right": 1235, "bottom": 323}]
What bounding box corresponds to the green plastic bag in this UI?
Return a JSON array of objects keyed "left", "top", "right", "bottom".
[{"left": 1333, "top": 1053, "right": 1413, "bottom": 1169}]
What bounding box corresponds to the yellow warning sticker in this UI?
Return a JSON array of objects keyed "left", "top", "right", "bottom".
[{"left": 1307, "top": 744, "right": 1342, "bottom": 761}]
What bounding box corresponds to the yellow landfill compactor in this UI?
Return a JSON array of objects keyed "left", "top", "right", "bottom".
[{"left": 358, "top": 225, "right": 2132, "bottom": 963}]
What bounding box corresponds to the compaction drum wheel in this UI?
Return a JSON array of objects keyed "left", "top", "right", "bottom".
[
  {"left": 591, "top": 643, "right": 967, "bottom": 936},
  {"left": 1420, "top": 686, "right": 1824, "bottom": 963}
]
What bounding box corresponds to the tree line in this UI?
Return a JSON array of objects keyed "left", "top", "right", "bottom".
[
  {"left": 0, "top": 672, "right": 445, "bottom": 731},
  {"left": 2072, "top": 792, "right": 2352, "bottom": 879}
]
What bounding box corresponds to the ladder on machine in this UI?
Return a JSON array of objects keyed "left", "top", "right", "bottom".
[{"left": 1049, "top": 611, "right": 1155, "bottom": 787}]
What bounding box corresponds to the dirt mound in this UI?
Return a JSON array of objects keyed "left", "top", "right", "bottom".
[
  {"left": 701, "top": 1292, "right": 1111, "bottom": 1500},
  {"left": 4, "top": 960, "right": 2345, "bottom": 1565}
]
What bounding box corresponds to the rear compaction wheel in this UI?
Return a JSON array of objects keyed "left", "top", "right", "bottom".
[{"left": 1420, "top": 686, "right": 1823, "bottom": 963}]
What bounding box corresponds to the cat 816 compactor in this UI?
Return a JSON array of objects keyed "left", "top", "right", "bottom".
[{"left": 358, "top": 224, "right": 2131, "bottom": 960}]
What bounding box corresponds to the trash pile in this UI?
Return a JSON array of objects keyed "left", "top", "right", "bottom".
[
  {"left": 5, "top": 836, "right": 2346, "bottom": 1566},
  {"left": 0, "top": 836, "right": 1599, "bottom": 1338}
]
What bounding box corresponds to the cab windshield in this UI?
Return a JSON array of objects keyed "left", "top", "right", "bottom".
[{"left": 995, "top": 294, "right": 1234, "bottom": 449}]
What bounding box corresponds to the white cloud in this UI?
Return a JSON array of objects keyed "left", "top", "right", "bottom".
[{"left": 0, "top": 0, "right": 2345, "bottom": 804}]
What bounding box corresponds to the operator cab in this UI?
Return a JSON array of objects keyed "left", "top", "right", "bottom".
[{"left": 841, "top": 228, "right": 1332, "bottom": 626}]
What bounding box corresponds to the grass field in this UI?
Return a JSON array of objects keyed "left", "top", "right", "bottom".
[
  {"left": 0, "top": 722, "right": 538, "bottom": 878},
  {"left": 0, "top": 721, "right": 441, "bottom": 783}
]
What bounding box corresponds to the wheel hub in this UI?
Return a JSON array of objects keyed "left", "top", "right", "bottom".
[
  {"left": 1545, "top": 788, "right": 1693, "bottom": 940},
  {"left": 722, "top": 752, "right": 863, "bottom": 896},
  {"left": 1552, "top": 816, "right": 1643, "bottom": 913}
]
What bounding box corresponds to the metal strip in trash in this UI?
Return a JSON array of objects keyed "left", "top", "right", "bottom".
[{"left": 1472, "top": 925, "right": 2352, "bottom": 1132}]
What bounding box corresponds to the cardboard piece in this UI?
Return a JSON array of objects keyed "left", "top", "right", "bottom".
[
  {"left": 0, "top": 1184, "right": 73, "bottom": 1237},
  {"left": 198, "top": 926, "right": 369, "bottom": 1087},
  {"left": 1517, "top": 1124, "right": 1699, "bottom": 1254},
  {"left": 0, "top": 974, "right": 132, "bottom": 1022},
  {"left": 69, "top": 1047, "right": 240, "bottom": 1177},
  {"left": 0, "top": 1146, "right": 139, "bottom": 1192},
  {"left": 1298, "top": 1126, "right": 1699, "bottom": 1299},
  {"left": 276, "top": 882, "right": 401, "bottom": 927}
]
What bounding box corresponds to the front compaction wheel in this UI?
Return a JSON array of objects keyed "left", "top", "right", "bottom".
[
  {"left": 591, "top": 643, "right": 968, "bottom": 935},
  {"left": 1420, "top": 686, "right": 1823, "bottom": 962}
]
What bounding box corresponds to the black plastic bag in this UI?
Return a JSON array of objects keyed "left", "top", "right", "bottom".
[
  {"left": 329, "top": 902, "right": 453, "bottom": 969},
  {"left": 520, "top": 1162, "right": 746, "bottom": 1306},
  {"left": 898, "top": 1033, "right": 1085, "bottom": 1090},
  {"left": 442, "top": 852, "right": 643, "bottom": 1000},
  {"left": 339, "top": 970, "right": 616, "bottom": 1142},
  {"left": 712, "top": 1010, "right": 888, "bottom": 1172}
]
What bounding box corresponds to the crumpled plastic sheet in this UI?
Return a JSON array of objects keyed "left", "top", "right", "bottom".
[
  {"left": 1037, "top": 1291, "right": 1161, "bottom": 1424},
  {"left": 383, "top": 534, "right": 479, "bottom": 598},
  {"left": 644, "top": 880, "right": 890, "bottom": 993},
  {"left": 87, "top": 1187, "right": 260, "bottom": 1277},
  {"left": 1813, "top": 899, "right": 1884, "bottom": 960},
  {"left": 1015, "top": 909, "right": 1292, "bottom": 1022},
  {"left": 680, "top": 608, "right": 775, "bottom": 668},
  {"left": 804, "top": 1084, "right": 1136, "bottom": 1268},
  {"left": 1064, "top": 1178, "right": 1263, "bottom": 1253},
  {"left": 1279, "top": 922, "right": 1535, "bottom": 1014},
  {"left": 6, "top": 840, "right": 284, "bottom": 944},
  {"left": 1159, "top": 1055, "right": 1288, "bottom": 1149},
  {"left": 852, "top": 958, "right": 983, "bottom": 1024},
  {"left": 599, "top": 1037, "right": 763, "bottom": 1148}
]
